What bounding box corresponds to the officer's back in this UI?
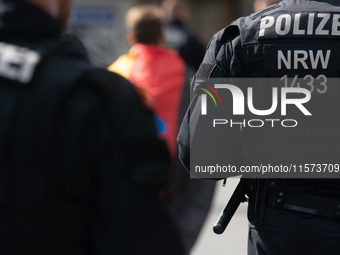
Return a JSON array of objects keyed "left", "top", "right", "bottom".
[
  {"left": 0, "top": 0, "right": 184, "bottom": 254},
  {"left": 237, "top": 0, "right": 340, "bottom": 189},
  {"left": 179, "top": 0, "right": 340, "bottom": 254}
]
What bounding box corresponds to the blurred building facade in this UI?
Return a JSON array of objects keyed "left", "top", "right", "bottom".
[
  {"left": 68, "top": 0, "right": 133, "bottom": 67},
  {"left": 68, "top": 0, "right": 257, "bottom": 68}
]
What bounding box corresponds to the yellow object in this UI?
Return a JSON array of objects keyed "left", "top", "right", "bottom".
[{"left": 107, "top": 53, "right": 135, "bottom": 79}]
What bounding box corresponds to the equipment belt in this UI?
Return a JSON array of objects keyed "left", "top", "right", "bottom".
[{"left": 266, "top": 189, "right": 340, "bottom": 221}]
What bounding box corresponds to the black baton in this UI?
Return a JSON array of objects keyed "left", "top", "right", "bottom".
[{"left": 213, "top": 179, "right": 247, "bottom": 234}]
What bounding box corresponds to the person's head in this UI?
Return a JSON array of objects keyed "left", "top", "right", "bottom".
[
  {"left": 26, "top": 0, "right": 72, "bottom": 29},
  {"left": 125, "top": 5, "right": 164, "bottom": 45},
  {"left": 162, "top": 0, "right": 190, "bottom": 22}
]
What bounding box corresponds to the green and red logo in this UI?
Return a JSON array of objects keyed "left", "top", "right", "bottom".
[{"left": 199, "top": 83, "right": 222, "bottom": 115}]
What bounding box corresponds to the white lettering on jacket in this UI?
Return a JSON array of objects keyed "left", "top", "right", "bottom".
[
  {"left": 259, "top": 13, "right": 340, "bottom": 37},
  {"left": 0, "top": 43, "right": 40, "bottom": 83}
]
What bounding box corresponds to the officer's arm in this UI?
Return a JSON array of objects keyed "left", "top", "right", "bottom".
[{"left": 178, "top": 25, "right": 244, "bottom": 178}]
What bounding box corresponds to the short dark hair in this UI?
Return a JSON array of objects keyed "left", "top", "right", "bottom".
[{"left": 126, "top": 5, "right": 164, "bottom": 44}]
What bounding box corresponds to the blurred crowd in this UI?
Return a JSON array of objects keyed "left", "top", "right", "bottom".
[
  {"left": 107, "top": 1, "right": 215, "bottom": 253},
  {"left": 0, "top": 0, "right": 279, "bottom": 254}
]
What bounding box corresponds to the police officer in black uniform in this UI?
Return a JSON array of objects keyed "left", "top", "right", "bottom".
[
  {"left": 178, "top": 0, "right": 340, "bottom": 254},
  {"left": 0, "top": 0, "right": 184, "bottom": 254},
  {"left": 162, "top": 0, "right": 206, "bottom": 71}
]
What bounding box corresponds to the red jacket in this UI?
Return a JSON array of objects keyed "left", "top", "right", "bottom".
[{"left": 108, "top": 44, "right": 185, "bottom": 159}]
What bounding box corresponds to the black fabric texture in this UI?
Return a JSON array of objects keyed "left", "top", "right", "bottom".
[{"left": 0, "top": 0, "right": 185, "bottom": 254}]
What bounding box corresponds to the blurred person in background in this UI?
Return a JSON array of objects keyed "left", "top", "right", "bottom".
[
  {"left": 0, "top": 0, "right": 184, "bottom": 254},
  {"left": 162, "top": 0, "right": 206, "bottom": 71},
  {"left": 161, "top": 0, "right": 216, "bottom": 253},
  {"left": 108, "top": 4, "right": 185, "bottom": 161},
  {"left": 108, "top": 5, "right": 213, "bottom": 254}
]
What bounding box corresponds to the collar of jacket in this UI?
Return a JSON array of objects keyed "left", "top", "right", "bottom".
[
  {"left": 282, "top": 0, "right": 340, "bottom": 6},
  {"left": 0, "top": 0, "right": 62, "bottom": 43}
]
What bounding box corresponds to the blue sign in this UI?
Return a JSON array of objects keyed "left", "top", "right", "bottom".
[{"left": 70, "top": 6, "right": 116, "bottom": 27}]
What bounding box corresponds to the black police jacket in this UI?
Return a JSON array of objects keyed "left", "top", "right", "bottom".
[
  {"left": 0, "top": 0, "right": 184, "bottom": 254},
  {"left": 164, "top": 19, "right": 206, "bottom": 70},
  {"left": 178, "top": 0, "right": 340, "bottom": 194}
]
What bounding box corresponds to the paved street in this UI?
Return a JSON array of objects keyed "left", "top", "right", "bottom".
[{"left": 191, "top": 177, "right": 248, "bottom": 255}]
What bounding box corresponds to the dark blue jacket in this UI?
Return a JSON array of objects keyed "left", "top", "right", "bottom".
[{"left": 178, "top": 0, "right": 340, "bottom": 193}]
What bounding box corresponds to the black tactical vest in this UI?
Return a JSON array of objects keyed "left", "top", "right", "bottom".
[{"left": 236, "top": 0, "right": 340, "bottom": 190}]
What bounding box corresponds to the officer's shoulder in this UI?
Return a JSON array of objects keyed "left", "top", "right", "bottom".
[
  {"left": 218, "top": 20, "right": 240, "bottom": 43},
  {"left": 239, "top": 3, "right": 282, "bottom": 27},
  {"left": 43, "top": 50, "right": 140, "bottom": 108},
  {"left": 215, "top": 3, "right": 282, "bottom": 47},
  {"left": 80, "top": 67, "right": 150, "bottom": 111},
  {"left": 75, "top": 66, "right": 135, "bottom": 102},
  {"left": 42, "top": 53, "right": 124, "bottom": 104},
  {"left": 206, "top": 20, "right": 240, "bottom": 51}
]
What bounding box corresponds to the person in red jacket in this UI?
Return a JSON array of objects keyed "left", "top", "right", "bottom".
[
  {"left": 108, "top": 4, "right": 185, "bottom": 160},
  {"left": 108, "top": 6, "right": 212, "bottom": 254}
]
